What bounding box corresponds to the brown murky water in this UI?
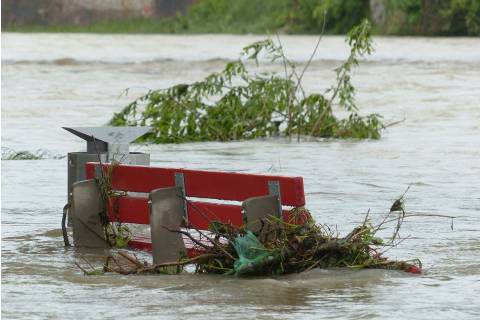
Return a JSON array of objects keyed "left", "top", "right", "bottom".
[{"left": 2, "top": 33, "right": 480, "bottom": 319}]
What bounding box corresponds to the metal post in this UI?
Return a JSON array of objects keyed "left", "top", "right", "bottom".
[
  {"left": 174, "top": 172, "right": 188, "bottom": 225},
  {"left": 268, "top": 180, "right": 282, "bottom": 218},
  {"left": 63, "top": 126, "right": 151, "bottom": 244},
  {"left": 149, "top": 187, "right": 187, "bottom": 264}
]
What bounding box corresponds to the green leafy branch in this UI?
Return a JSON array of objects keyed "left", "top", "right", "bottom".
[{"left": 110, "top": 19, "right": 383, "bottom": 143}]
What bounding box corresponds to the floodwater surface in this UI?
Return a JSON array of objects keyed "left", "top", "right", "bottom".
[{"left": 2, "top": 33, "right": 480, "bottom": 319}]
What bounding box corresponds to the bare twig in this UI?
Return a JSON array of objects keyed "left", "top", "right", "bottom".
[
  {"left": 162, "top": 226, "right": 212, "bottom": 250},
  {"left": 163, "top": 198, "right": 236, "bottom": 261},
  {"left": 298, "top": 10, "right": 327, "bottom": 83},
  {"left": 274, "top": 34, "right": 306, "bottom": 102},
  {"left": 381, "top": 235, "right": 410, "bottom": 255},
  {"left": 362, "top": 208, "right": 371, "bottom": 227},
  {"left": 383, "top": 117, "right": 406, "bottom": 129},
  {"left": 151, "top": 253, "right": 217, "bottom": 269},
  {"left": 117, "top": 250, "right": 145, "bottom": 268},
  {"left": 275, "top": 34, "right": 295, "bottom": 140},
  {"left": 74, "top": 262, "right": 89, "bottom": 275},
  {"left": 79, "top": 255, "right": 96, "bottom": 270}
]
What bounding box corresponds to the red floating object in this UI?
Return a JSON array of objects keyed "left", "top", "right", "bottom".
[{"left": 406, "top": 265, "right": 422, "bottom": 274}]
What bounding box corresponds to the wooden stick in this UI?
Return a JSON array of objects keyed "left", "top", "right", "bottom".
[{"left": 117, "top": 250, "right": 145, "bottom": 268}]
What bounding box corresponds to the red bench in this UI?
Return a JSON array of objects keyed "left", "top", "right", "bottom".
[{"left": 81, "top": 162, "right": 306, "bottom": 262}]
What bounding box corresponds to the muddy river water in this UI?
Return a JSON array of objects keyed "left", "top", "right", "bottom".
[{"left": 2, "top": 33, "right": 480, "bottom": 319}]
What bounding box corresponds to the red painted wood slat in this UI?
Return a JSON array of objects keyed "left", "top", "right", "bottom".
[
  {"left": 107, "top": 196, "right": 244, "bottom": 229},
  {"left": 186, "top": 201, "right": 243, "bottom": 230},
  {"left": 129, "top": 236, "right": 207, "bottom": 258},
  {"left": 108, "top": 195, "right": 304, "bottom": 231},
  {"left": 85, "top": 163, "right": 305, "bottom": 207},
  {"left": 107, "top": 196, "right": 149, "bottom": 224}
]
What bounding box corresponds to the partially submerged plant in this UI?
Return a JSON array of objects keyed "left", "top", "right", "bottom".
[
  {"left": 109, "top": 19, "right": 383, "bottom": 143},
  {"left": 1, "top": 147, "right": 65, "bottom": 160}
]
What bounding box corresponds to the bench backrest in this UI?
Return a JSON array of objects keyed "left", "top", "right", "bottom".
[{"left": 85, "top": 163, "right": 305, "bottom": 230}]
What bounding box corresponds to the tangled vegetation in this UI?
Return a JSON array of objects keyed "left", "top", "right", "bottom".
[
  {"left": 110, "top": 20, "right": 383, "bottom": 143},
  {"left": 96, "top": 196, "right": 423, "bottom": 277},
  {"left": 94, "top": 158, "right": 132, "bottom": 249}
]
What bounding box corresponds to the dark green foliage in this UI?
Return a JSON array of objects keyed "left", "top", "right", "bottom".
[
  {"left": 110, "top": 20, "right": 383, "bottom": 143},
  {"left": 290, "top": 0, "right": 371, "bottom": 34},
  {"left": 5, "top": 0, "right": 478, "bottom": 36},
  {"left": 384, "top": 0, "right": 423, "bottom": 24},
  {"left": 3, "top": 0, "right": 367, "bottom": 35},
  {"left": 183, "top": 0, "right": 369, "bottom": 34},
  {"left": 440, "top": 0, "right": 480, "bottom": 36},
  {"left": 383, "top": 0, "right": 480, "bottom": 35},
  {"left": 178, "top": 0, "right": 290, "bottom": 33}
]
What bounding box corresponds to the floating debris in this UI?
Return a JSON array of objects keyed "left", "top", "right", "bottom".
[{"left": 94, "top": 196, "right": 425, "bottom": 277}]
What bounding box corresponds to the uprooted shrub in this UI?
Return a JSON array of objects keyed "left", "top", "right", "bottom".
[{"left": 109, "top": 19, "right": 383, "bottom": 143}]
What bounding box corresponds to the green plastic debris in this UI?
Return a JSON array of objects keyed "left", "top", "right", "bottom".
[{"left": 232, "top": 231, "right": 279, "bottom": 276}]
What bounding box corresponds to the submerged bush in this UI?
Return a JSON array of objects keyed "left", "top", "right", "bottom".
[{"left": 110, "top": 20, "right": 383, "bottom": 143}]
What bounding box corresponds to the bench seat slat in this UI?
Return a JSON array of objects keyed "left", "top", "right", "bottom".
[
  {"left": 129, "top": 235, "right": 207, "bottom": 257},
  {"left": 86, "top": 163, "right": 305, "bottom": 207},
  {"left": 107, "top": 196, "right": 244, "bottom": 229},
  {"left": 186, "top": 202, "right": 243, "bottom": 230},
  {"left": 108, "top": 196, "right": 308, "bottom": 231}
]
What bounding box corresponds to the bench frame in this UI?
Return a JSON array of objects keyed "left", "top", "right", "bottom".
[{"left": 70, "top": 162, "right": 306, "bottom": 263}]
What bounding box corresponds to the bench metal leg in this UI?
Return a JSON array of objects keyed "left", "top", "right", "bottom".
[
  {"left": 71, "top": 179, "right": 109, "bottom": 248},
  {"left": 242, "top": 195, "right": 281, "bottom": 233},
  {"left": 149, "top": 187, "right": 186, "bottom": 265}
]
